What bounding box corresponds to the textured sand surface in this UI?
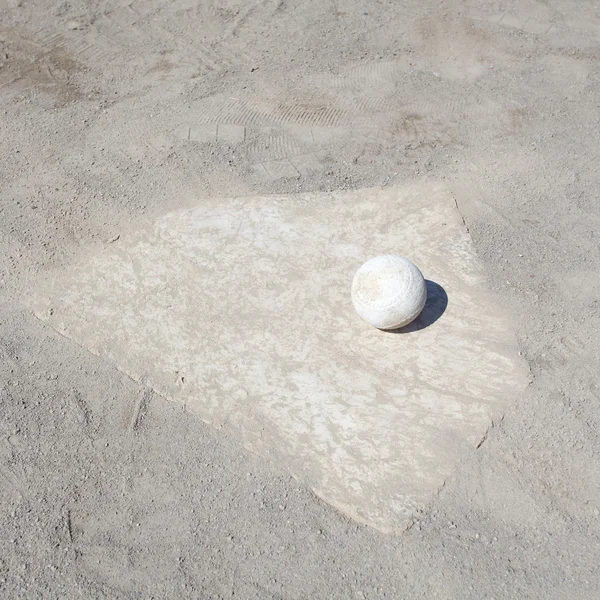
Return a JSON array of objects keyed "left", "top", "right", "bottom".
[
  {"left": 1, "top": 0, "right": 600, "bottom": 598},
  {"left": 31, "top": 184, "right": 527, "bottom": 532}
]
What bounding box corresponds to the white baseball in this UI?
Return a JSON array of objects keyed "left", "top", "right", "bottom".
[{"left": 351, "top": 255, "right": 427, "bottom": 330}]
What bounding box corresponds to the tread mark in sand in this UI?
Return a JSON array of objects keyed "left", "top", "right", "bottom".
[
  {"left": 251, "top": 152, "right": 325, "bottom": 182},
  {"left": 31, "top": 24, "right": 117, "bottom": 64},
  {"left": 335, "top": 59, "right": 504, "bottom": 140},
  {"left": 469, "top": 6, "right": 558, "bottom": 36},
  {"left": 260, "top": 158, "right": 300, "bottom": 180},
  {"left": 181, "top": 122, "right": 326, "bottom": 181},
  {"left": 220, "top": 0, "right": 282, "bottom": 41},
  {"left": 246, "top": 130, "right": 307, "bottom": 162},
  {"left": 137, "top": 21, "right": 236, "bottom": 72},
  {"left": 191, "top": 99, "right": 352, "bottom": 128},
  {"left": 217, "top": 124, "right": 246, "bottom": 144},
  {"left": 336, "top": 61, "right": 401, "bottom": 97},
  {"left": 180, "top": 124, "right": 247, "bottom": 145},
  {"left": 288, "top": 152, "right": 325, "bottom": 177},
  {"left": 97, "top": 2, "right": 238, "bottom": 71},
  {"left": 93, "top": 13, "right": 148, "bottom": 47},
  {"left": 30, "top": 9, "right": 234, "bottom": 73}
]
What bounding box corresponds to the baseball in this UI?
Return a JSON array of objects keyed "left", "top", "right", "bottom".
[{"left": 351, "top": 255, "right": 427, "bottom": 330}]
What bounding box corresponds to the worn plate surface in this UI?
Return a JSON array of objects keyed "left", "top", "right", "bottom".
[{"left": 32, "top": 184, "right": 527, "bottom": 532}]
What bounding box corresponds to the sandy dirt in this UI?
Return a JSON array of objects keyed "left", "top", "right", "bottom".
[
  {"left": 1, "top": 0, "right": 600, "bottom": 598},
  {"left": 30, "top": 184, "right": 529, "bottom": 534}
]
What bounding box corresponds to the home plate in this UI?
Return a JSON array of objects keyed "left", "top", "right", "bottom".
[{"left": 31, "top": 183, "right": 528, "bottom": 533}]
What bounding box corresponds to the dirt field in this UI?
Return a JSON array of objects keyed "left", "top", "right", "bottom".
[{"left": 1, "top": 0, "right": 600, "bottom": 598}]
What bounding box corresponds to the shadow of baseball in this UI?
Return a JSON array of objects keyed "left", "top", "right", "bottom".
[{"left": 384, "top": 280, "right": 448, "bottom": 333}]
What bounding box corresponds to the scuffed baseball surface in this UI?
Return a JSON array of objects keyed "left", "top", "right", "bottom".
[
  {"left": 31, "top": 183, "right": 528, "bottom": 533},
  {"left": 352, "top": 255, "right": 427, "bottom": 329}
]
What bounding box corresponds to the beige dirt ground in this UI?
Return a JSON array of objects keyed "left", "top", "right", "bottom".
[{"left": 1, "top": 0, "right": 600, "bottom": 598}]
